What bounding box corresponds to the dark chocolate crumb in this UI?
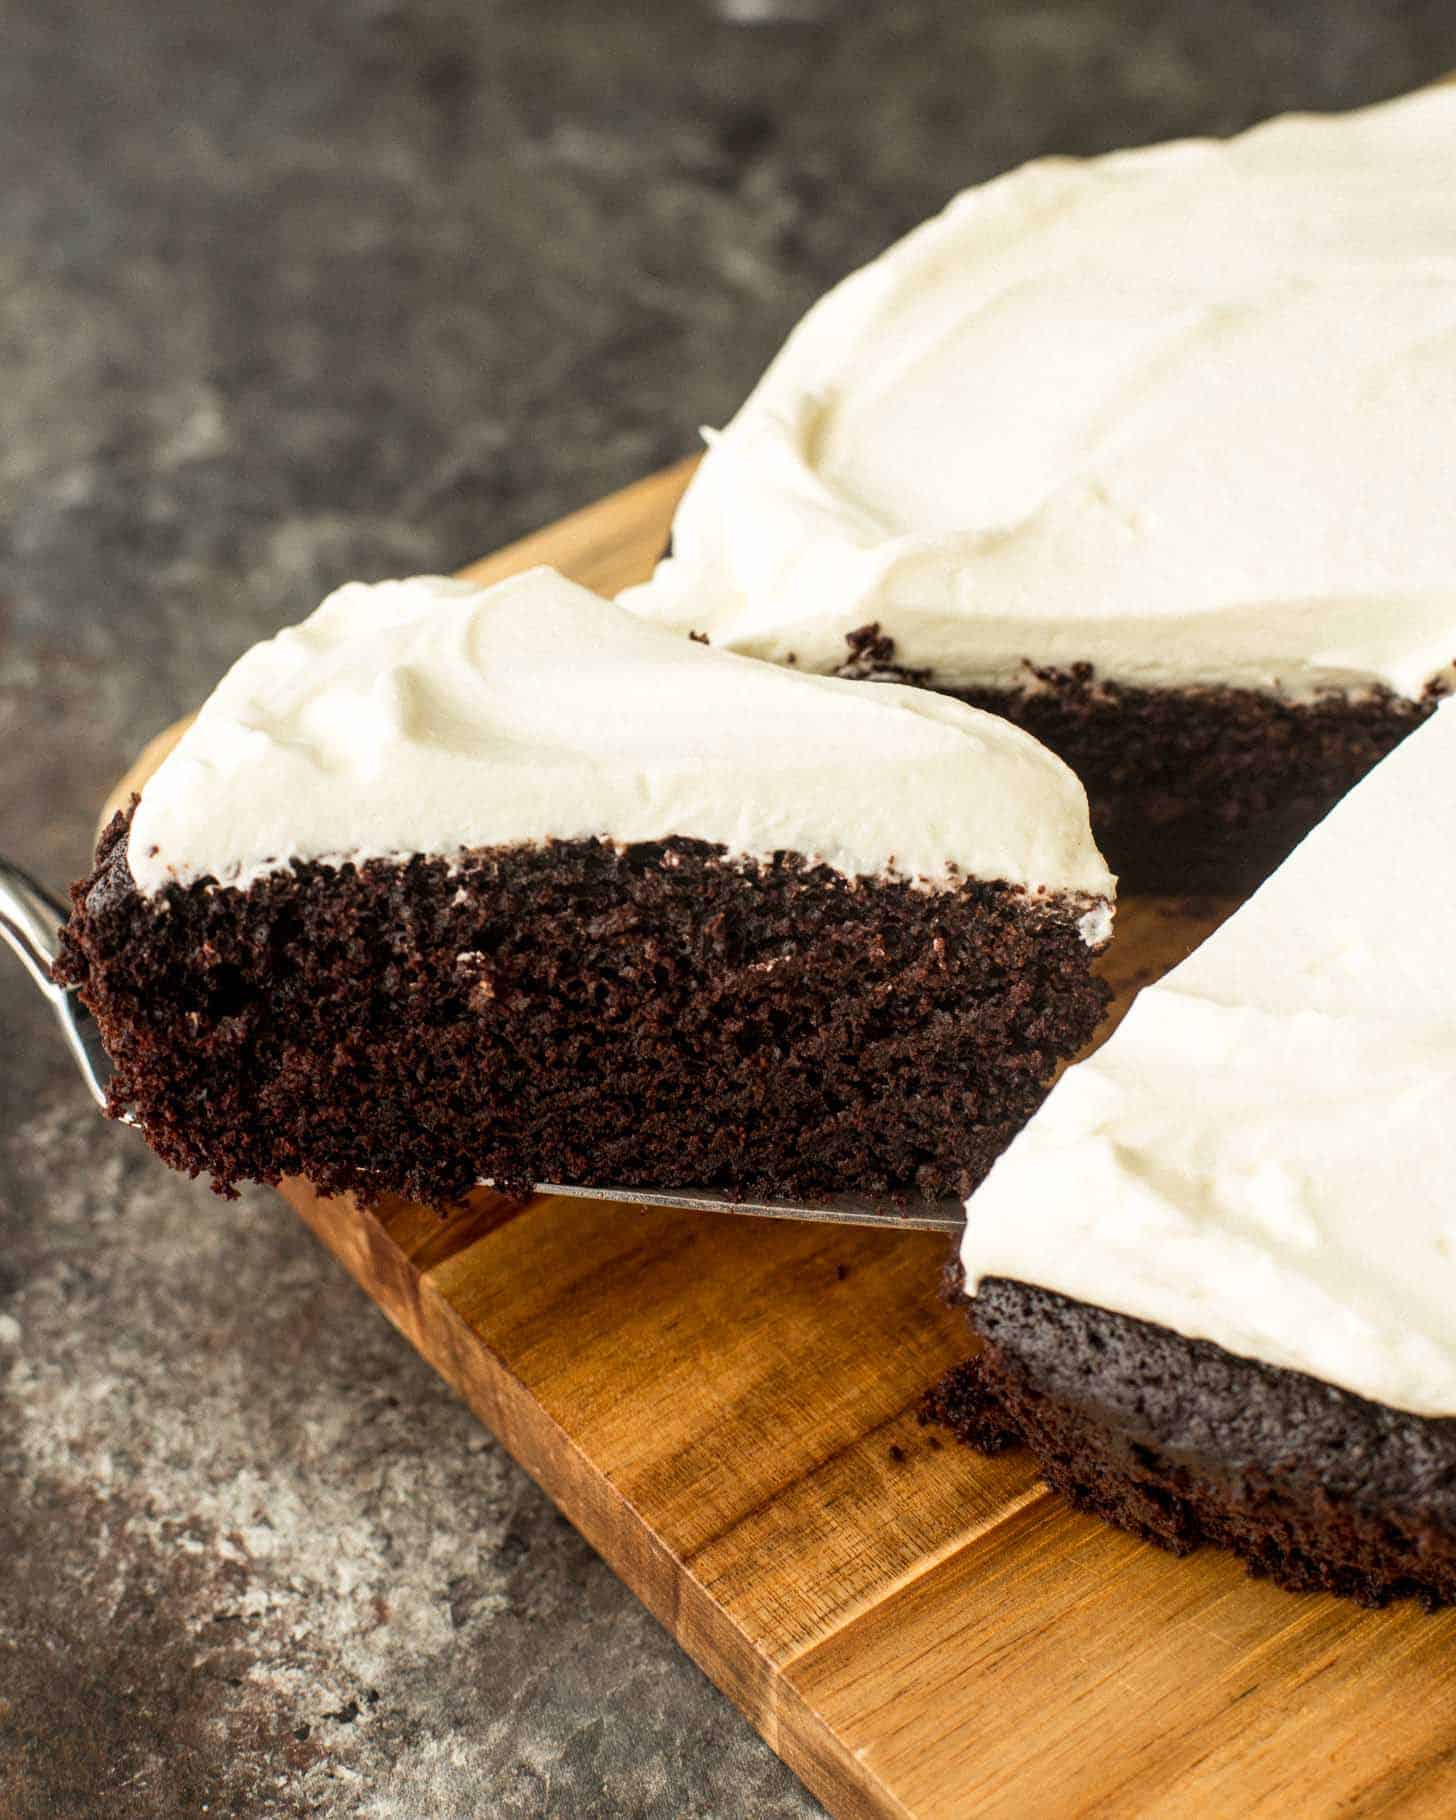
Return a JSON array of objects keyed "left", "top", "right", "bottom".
[
  {"left": 930, "top": 1279, "right": 1456, "bottom": 1611},
  {"left": 831, "top": 648, "right": 1442, "bottom": 894},
  {"left": 59, "top": 812, "right": 1109, "bottom": 1212}
]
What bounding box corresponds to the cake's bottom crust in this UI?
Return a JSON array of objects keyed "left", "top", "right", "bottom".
[
  {"left": 58, "top": 811, "right": 1110, "bottom": 1211},
  {"left": 836, "top": 631, "right": 1441, "bottom": 895},
  {"left": 925, "top": 1275, "right": 1456, "bottom": 1611}
]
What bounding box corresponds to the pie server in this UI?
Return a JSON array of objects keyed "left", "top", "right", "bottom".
[{"left": 1, "top": 854, "right": 964, "bottom": 1234}]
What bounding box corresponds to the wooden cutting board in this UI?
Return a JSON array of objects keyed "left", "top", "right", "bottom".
[{"left": 110, "top": 461, "right": 1456, "bottom": 1820}]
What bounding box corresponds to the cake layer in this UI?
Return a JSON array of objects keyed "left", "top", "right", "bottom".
[
  {"left": 836, "top": 635, "right": 1434, "bottom": 895},
  {"left": 59, "top": 813, "right": 1111, "bottom": 1208},
  {"left": 127, "top": 567, "right": 1112, "bottom": 906},
  {"left": 958, "top": 699, "right": 1456, "bottom": 1416},
  {"left": 623, "top": 88, "right": 1456, "bottom": 705},
  {"left": 932, "top": 1280, "right": 1456, "bottom": 1610}
]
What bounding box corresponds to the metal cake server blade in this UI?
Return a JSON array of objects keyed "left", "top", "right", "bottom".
[
  {"left": 1, "top": 855, "right": 113, "bottom": 1114},
  {"left": 531, "top": 1183, "right": 963, "bottom": 1232},
  {"left": 2, "top": 854, "right": 964, "bottom": 1235}
]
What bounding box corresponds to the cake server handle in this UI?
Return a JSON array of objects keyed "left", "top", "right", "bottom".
[{"left": 0, "top": 855, "right": 112, "bottom": 1112}]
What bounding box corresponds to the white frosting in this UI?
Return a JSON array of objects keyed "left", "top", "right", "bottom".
[
  {"left": 128, "top": 567, "right": 1113, "bottom": 907},
  {"left": 623, "top": 89, "right": 1456, "bottom": 702},
  {"left": 960, "top": 699, "right": 1456, "bottom": 1417}
]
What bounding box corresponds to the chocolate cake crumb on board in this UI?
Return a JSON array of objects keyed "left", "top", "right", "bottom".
[{"left": 99, "top": 456, "right": 1456, "bottom": 1820}]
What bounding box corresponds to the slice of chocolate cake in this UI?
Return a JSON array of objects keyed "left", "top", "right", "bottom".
[
  {"left": 933, "top": 700, "right": 1456, "bottom": 1607},
  {"left": 58, "top": 567, "right": 1114, "bottom": 1211},
  {"left": 622, "top": 90, "right": 1456, "bottom": 892}
]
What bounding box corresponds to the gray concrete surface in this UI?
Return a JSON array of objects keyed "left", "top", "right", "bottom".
[{"left": 4, "top": 3, "right": 1455, "bottom": 1814}]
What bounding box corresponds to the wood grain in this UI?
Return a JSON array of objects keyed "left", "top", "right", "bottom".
[{"left": 113, "top": 460, "right": 1456, "bottom": 1820}]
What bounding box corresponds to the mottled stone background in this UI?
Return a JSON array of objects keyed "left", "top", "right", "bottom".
[{"left": 3, "top": 4, "right": 1455, "bottom": 1815}]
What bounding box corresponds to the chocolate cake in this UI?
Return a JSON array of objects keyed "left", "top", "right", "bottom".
[
  {"left": 929, "top": 1281, "right": 1456, "bottom": 1610},
  {"left": 839, "top": 636, "right": 1438, "bottom": 896},
  {"left": 622, "top": 89, "right": 1456, "bottom": 892},
  {"left": 58, "top": 567, "right": 1114, "bottom": 1210},
  {"left": 931, "top": 699, "right": 1456, "bottom": 1607}
]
